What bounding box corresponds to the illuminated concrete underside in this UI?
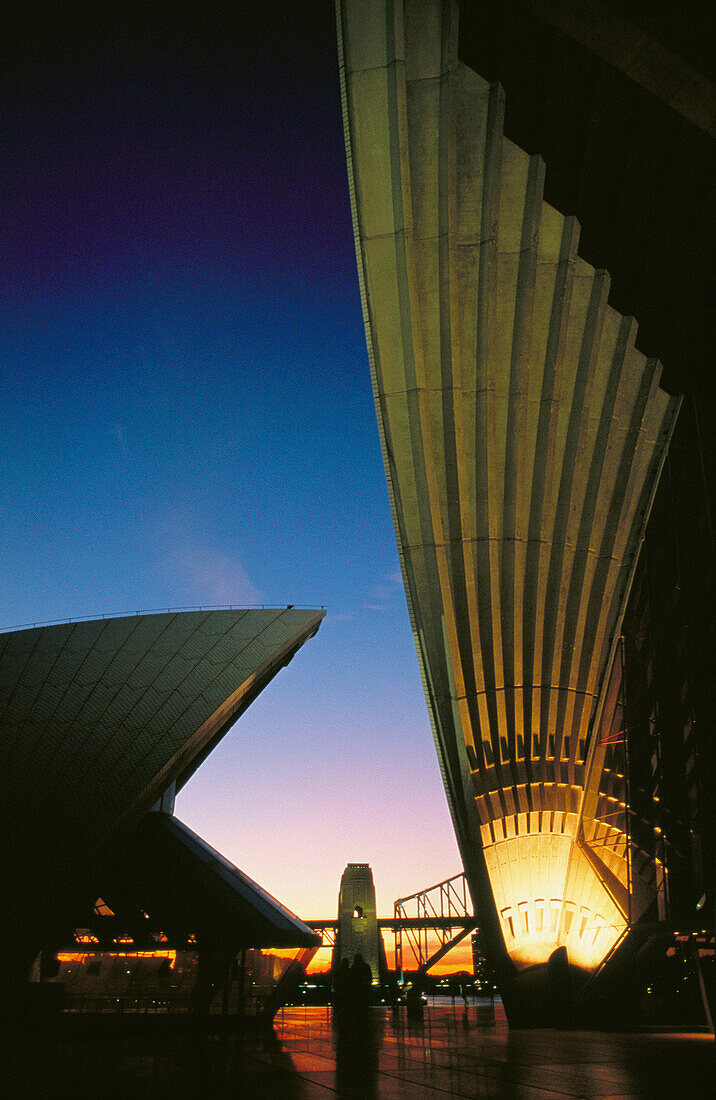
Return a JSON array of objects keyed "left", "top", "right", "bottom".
[{"left": 337, "top": 0, "right": 680, "bottom": 971}]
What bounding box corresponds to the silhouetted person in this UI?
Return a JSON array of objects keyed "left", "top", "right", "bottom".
[
  {"left": 386, "top": 975, "right": 400, "bottom": 1021},
  {"left": 406, "top": 981, "right": 424, "bottom": 1022},
  {"left": 458, "top": 977, "right": 470, "bottom": 1028},
  {"left": 350, "top": 952, "right": 373, "bottom": 1015},
  {"left": 336, "top": 954, "right": 381, "bottom": 1098}
]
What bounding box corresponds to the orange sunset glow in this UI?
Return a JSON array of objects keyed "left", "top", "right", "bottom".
[{"left": 306, "top": 934, "right": 474, "bottom": 976}]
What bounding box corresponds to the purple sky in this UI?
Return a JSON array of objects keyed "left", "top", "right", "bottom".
[{"left": 1, "top": 1, "right": 462, "bottom": 920}]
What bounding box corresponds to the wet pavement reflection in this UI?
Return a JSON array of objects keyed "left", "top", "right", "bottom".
[
  {"left": 270, "top": 1001, "right": 714, "bottom": 1098},
  {"left": 9, "top": 999, "right": 715, "bottom": 1096}
]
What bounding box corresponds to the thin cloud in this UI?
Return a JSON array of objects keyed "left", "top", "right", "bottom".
[
  {"left": 173, "top": 544, "right": 262, "bottom": 605},
  {"left": 155, "top": 505, "right": 263, "bottom": 605},
  {"left": 370, "top": 569, "right": 405, "bottom": 602},
  {"left": 323, "top": 612, "right": 353, "bottom": 625}
]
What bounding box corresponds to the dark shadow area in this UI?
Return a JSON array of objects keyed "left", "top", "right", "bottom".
[{"left": 4, "top": 1003, "right": 714, "bottom": 1097}]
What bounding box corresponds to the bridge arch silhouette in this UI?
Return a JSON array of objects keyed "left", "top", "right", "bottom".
[{"left": 307, "top": 866, "right": 477, "bottom": 978}]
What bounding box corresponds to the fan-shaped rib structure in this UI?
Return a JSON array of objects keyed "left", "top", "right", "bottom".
[{"left": 337, "top": 0, "right": 680, "bottom": 973}]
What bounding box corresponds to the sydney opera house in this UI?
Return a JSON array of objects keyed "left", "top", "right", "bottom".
[
  {"left": 0, "top": 608, "right": 323, "bottom": 1009},
  {"left": 337, "top": 0, "right": 713, "bottom": 1023},
  {"left": 2, "top": 0, "right": 711, "bottom": 1035}
]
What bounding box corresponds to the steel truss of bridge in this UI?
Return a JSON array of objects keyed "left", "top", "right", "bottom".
[{"left": 308, "top": 873, "right": 477, "bottom": 974}]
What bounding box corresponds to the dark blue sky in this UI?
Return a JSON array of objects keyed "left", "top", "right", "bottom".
[{"left": 1, "top": 1, "right": 461, "bottom": 917}]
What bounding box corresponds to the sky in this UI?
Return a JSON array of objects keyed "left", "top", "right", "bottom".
[{"left": 1, "top": 1, "right": 466, "bottom": 956}]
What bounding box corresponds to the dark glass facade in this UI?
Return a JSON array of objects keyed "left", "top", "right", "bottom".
[{"left": 622, "top": 397, "right": 714, "bottom": 931}]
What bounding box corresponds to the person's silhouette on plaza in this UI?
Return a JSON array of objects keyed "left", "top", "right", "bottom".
[
  {"left": 406, "top": 980, "right": 424, "bottom": 1022},
  {"left": 349, "top": 952, "right": 373, "bottom": 1015},
  {"left": 335, "top": 954, "right": 382, "bottom": 1098}
]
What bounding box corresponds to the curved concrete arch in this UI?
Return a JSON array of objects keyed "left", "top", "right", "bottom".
[{"left": 337, "top": 0, "right": 679, "bottom": 983}]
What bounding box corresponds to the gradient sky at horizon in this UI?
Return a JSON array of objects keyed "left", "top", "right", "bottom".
[{"left": 1, "top": 0, "right": 467, "bottom": 948}]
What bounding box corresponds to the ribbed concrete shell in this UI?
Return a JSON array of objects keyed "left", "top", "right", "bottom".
[
  {"left": 337, "top": 0, "right": 680, "bottom": 972},
  {"left": 0, "top": 608, "right": 324, "bottom": 907}
]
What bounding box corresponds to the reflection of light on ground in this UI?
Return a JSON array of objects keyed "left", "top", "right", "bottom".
[
  {"left": 268, "top": 1005, "right": 714, "bottom": 1097},
  {"left": 12, "top": 1002, "right": 713, "bottom": 1094}
]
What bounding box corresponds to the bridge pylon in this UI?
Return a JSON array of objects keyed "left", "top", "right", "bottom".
[{"left": 332, "top": 863, "right": 383, "bottom": 982}]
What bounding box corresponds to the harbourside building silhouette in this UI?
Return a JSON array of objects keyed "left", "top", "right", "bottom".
[{"left": 337, "top": 0, "right": 714, "bottom": 1024}]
